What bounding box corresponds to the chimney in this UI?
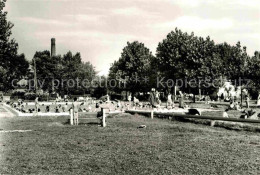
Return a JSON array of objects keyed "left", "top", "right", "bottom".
[{"left": 51, "top": 38, "right": 56, "bottom": 57}]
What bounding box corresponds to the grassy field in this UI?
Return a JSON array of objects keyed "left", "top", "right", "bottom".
[{"left": 0, "top": 113, "right": 260, "bottom": 174}]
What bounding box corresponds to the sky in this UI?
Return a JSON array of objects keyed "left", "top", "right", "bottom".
[{"left": 4, "top": 0, "right": 260, "bottom": 76}]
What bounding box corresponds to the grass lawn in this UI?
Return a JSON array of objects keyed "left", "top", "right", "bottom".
[{"left": 0, "top": 114, "right": 260, "bottom": 174}]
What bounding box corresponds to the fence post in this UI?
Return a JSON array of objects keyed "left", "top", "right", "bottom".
[
  {"left": 70, "top": 109, "right": 73, "bottom": 125},
  {"left": 210, "top": 120, "right": 215, "bottom": 127},
  {"left": 102, "top": 108, "right": 107, "bottom": 127},
  {"left": 151, "top": 110, "right": 154, "bottom": 119}
]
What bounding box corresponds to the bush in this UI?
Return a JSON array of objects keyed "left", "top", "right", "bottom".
[
  {"left": 24, "top": 92, "right": 49, "bottom": 101},
  {"left": 24, "top": 92, "right": 37, "bottom": 100},
  {"left": 11, "top": 91, "right": 25, "bottom": 100}
]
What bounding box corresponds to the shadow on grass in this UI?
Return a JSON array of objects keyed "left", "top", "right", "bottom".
[
  {"left": 63, "top": 119, "right": 100, "bottom": 126},
  {"left": 138, "top": 113, "right": 260, "bottom": 132}
]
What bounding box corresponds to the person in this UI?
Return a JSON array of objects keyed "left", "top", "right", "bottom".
[
  {"left": 245, "top": 95, "right": 250, "bottom": 108},
  {"left": 62, "top": 103, "right": 68, "bottom": 112},
  {"left": 179, "top": 91, "right": 184, "bottom": 108},
  {"left": 106, "top": 94, "right": 110, "bottom": 103},
  {"left": 35, "top": 97, "right": 39, "bottom": 115},
  {"left": 72, "top": 97, "right": 79, "bottom": 125},
  {"left": 257, "top": 93, "right": 260, "bottom": 107},
  {"left": 55, "top": 106, "right": 59, "bottom": 113},
  {"left": 45, "top": 105, "right": 50, "bottom": 112},
  {"left": 117, "top": 100, "right": 121, "bottom": 109},
  {"left": 133, "top": 97, "right": 139, "bottom": 106},
  {"left": 128, "top": 93, "right": 132, "bottom": 105},
  {"left": 235, "top": 102, "right": 242, "bottom": 111},
  {"left": 148, "top": 88, "right": 156, "bottom": 108},
  {"left": 155, "top": 91, "right": 160, "bottom": 104},
  {"left": 223, "top": 109, "right": 229, "bottom": 118},
  {"left": 229, "top": 101, "right": 234, "bottom": 109},
  {"left": 167, "top": 93, "right": 173, "bottom": 108}
]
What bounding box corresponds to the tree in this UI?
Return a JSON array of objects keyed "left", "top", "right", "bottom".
[
  {"left": 33, "top": 50, "right": 60, "bottom": 92},
  {"left": 0, "top": 0, "right": 29, "bottom": 92},
  {"left": 216, "top": 42, "right": 249, "bottom": 82},
  {"left": 108, "top": 41, "right": 156, "bottom": 95},
  {"left": 156, "top": 28, "right": 222, "bottom": 98},
  {"left": 32, "top": 50, "right": 96, "bottom": 95},
  {"left": 246, "top": 51, "right": 260, "bottom": 99}
]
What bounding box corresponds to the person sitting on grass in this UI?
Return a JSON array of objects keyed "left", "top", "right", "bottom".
[
  {"left": 139, "top": 102, "right": 143, "bottom": 109},
  {"left": 235, "top": 102, "right": 241, "bottom": 111},
  {"left": 55, "top": 106, "right": 59, "bottom": 113},
  {"left": 20, "top": 105, "right": 25, "bottom": 113},
  {"left": 29, "top": 108, "right": 34, "bottom": 113},
  {"left": 96, "top": 102, "right": 100, "bottom": 109},
  {"left": 116, "top": 100, "right": 121, "bottom": 109},
  {"left": 88, "top": 105, "right": 92, "bottom": 112},
  {"left": 63, "top": 103, "right": 68, "bottom": 112},
  {"left": 223, "top": 109, "right": 229, "bottom": 118},
  {"left": 45, "top": 105, "right": 50, "bottom": 112},
  {"left": 229, "top": 101, "right": 235, "bottom": 109}
]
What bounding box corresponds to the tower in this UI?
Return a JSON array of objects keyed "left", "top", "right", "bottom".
[{"left": 51, "top": 38, "right": 56, "bottom": 57}]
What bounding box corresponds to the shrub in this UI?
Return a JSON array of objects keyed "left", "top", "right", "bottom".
[{"left": 11, "top": 91, "right": 25, "bottom": 100}]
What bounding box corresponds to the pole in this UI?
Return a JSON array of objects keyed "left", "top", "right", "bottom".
[
  {"left": 34, "top": 58, "right": 38, "bottom": 94},
  {"left": 102, "top": 108, "right": 106, "bottom": 127},
  {"left": 241, "top": 86, "right": 243, "bottom": 107}
]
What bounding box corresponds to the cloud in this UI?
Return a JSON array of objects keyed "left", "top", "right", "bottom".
[
  {"left": 112, "top": 7, "right": 145, "bottom": 16},
  {"left": 5, "top": 0, "right": 260, "bottom": 71},
  {"left": 64, "top": 14, "right": 104, "bottom": 23},
  {"left": 18, "top": 17, "right": 71, "bottom": 26},
  {"left": 156, "top": 16, "right": 233, "bottom": 31},
  {"left": 227, "top": 0, "right": 260, "bottom": 8}
]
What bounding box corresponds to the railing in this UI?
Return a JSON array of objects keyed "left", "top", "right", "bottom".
[{"left": 125, "top": 109, "right": 260, "bottom": 125}]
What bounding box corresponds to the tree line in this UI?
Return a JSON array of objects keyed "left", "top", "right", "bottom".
[
  {"left": 108, "top": 28, "right": 260, "bottom": 99},
  {"left": 2, "top": 0, "right": 260, "bottom": 100}
]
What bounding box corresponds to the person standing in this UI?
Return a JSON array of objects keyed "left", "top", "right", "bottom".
[
  {"left": 245, "top": 95, "right": 250, "bottom": 109},
  {"left": 155, "top": 91, "right": 160, "bottom": 104},
  {"left": 35, "top": 97, "right": 39, "bottom": 115},
  {"left": 128, "top": 93, "right": 132, "bottom": 106},
  {"left": 179, "top": 91, "right": 184, "bottom": 108},
  {"left": 257, "top": 93, "right": 260, "bottom": 107},
  {"left": 72, "top": 97, "right": 79, "bottom": 125},
  {"left": 167, "top": 93, "right": 173, "bottom": 108},
  {"left": 149, "top": 88, "right": 156, "bottom": 108}
]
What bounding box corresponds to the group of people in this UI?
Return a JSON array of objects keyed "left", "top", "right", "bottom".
[
  {"left": 148, "top": 88, "right": 162, "bottom": 108},
  {"left": 229, "top": 95, "right": 250, "bottom": 110},
  {"left": 148, "top": 88, "right": 186, "bottom": 109}
]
